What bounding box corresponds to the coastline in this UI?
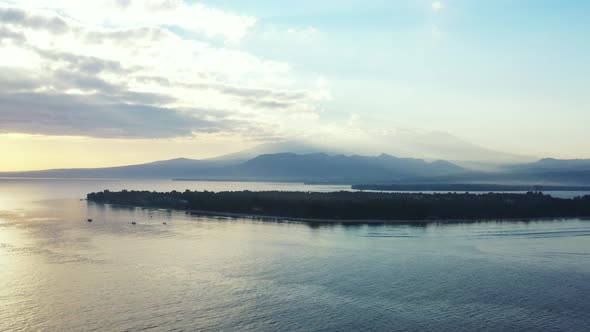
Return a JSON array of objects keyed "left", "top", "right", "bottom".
[{"left": 92, "top": 202, "right": 590, "bottom": 225}]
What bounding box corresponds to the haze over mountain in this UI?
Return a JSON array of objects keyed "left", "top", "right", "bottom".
[
  {"left": 320, "top": 131, "right": 535, "bottom": 165},
  {"left": 206, "top": 153, "right": 465, "bottom": 182},
  {"left": 210, "top": 141, "right": 340, "bottom": 162},
  {"left": 508, "top": 158, "right": 590, "bottom": 172},
  {"left": 3, "top": 139, "right": 589, "bottom": 184},
  {"left": 0, "top": 149, "right": 465, "bottom": 183},
  {"left": 216, "top": 135, "right": 534, "bottom": 167},
  {"left": 396, "top": 158, "right": 590, "bottom": 186}
]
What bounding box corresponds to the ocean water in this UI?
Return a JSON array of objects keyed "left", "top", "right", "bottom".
[{"left": 1, "top": 179, "right": 589, "bottom": 331}]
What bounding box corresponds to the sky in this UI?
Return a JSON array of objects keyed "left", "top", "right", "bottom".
[{"left": 0, "top": 0, "right": 588, "bottom": 171}]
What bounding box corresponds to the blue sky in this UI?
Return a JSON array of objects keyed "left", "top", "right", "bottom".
[
  {"left": 0, "top": 0, "right": 588, "bottom": 170},
  {"left": 224, "top": 0, "right": 590, "bottom": 156}
]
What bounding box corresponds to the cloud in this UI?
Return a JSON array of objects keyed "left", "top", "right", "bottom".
[
  {"left": 240, "top": 98, "right": 295, "bottom": 111},
  {"left": 0, "top": 68, "right": 40, "bottom": 91},
  {"left": 0, "top": 26, "right": 25, "bottom": 43},
  {"left": 0, "top": 6, "right": 69, "bottom": 33},
  {"left": 83, "top": 26, "right": 171, "bottom": 46},
  {"left": 0, "top": 71, "right": 236, "bottom": 138},
  {"left": 33, "top": 48, "right": 129, "bottom": 75},
  {"left": 2, "top": 0, "right": 255, "bottom": 43},
  {"left": 0, "top": 91, "right": 232, "bottom": 138},
  {"left": 432, "top": 1, "right": 444, "bottom": 11},
  {"left": 0, "top": 1, "right": 330, "bottom": 141}
]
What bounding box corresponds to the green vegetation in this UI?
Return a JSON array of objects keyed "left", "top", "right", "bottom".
[{"left": 87, "top": 190, "right": 590, "bottom": 221}]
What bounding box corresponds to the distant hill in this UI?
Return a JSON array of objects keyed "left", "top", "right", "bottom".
[
  {"left": 392, "top": 158, "right": 590, "bottom": 186},
  {"left": 509, "top": 158, "right": 590, "bottom": 172},
  {"left": 0, "top": 152, "right": 464, "bottom": 183},
  {"left": 389, "top": 131, "right": 535, "bottom": 164},
  {"left": 4, "top": 148, "right": 588, "bottom": 185},
  {"left": 211, "top": 141, "right": 342, "bottom": 162},
  {"left": 213, "top": 136, "right": 535, "bottom": 165},
  {"left": 203, "top": 153, "right": 465, "bottom": 182},
  {"left": 0, "top": 158, "right": 231, "bottom": 179}
]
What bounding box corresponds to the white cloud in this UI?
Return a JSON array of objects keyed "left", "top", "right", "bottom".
[
  {"left": 0, "top": 2, "right": 330, "bottom": 140},
  {"left": 432, "top": 1, "right": 444, "bottom": 11},
  {"left": 313, "top": 77, "right": 332, "bottom": 101},
  {"left": 4, "top": 0, "right": 256, "bottom": 43}
]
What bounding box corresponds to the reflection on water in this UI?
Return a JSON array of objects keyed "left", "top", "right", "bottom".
[{"left": 1, "top": 179, "right": 589, "bottom": 331}]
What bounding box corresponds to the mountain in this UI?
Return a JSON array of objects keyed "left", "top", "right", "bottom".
[
  {"left": 394, "top": 158, "right": 590, "bottom": 186},
  {"left": 213, "top": 133, "right": 535, "bottom": 166},
  {"left": 0, "top": 152, "right": 464, "bottom": 183},
  {"left": 408, "top": 170, "right": 590, "bottom": 186},
  {"left": 508, "top": 158, "right": 590, "bottom": 172},
  {"left": 210, "top": 141, "right": 341, "bottom": 162},
  {"left": 310, "top": 131, "right": 535, "bottom": 165},
  {"left": 0, "top": 157, "right": 232, "bottom": 179},
  {"left": 5, "top": 151, "right": 589, "bottom": 185},
  {"left": 0, "top": 142, "right": 333, "bottom": 179},
  {"left": 403, "top": 131, "right": 535, "bottom": 164},
  {"left": 187, "top": 153, "right": 465, "bottom": 183}
]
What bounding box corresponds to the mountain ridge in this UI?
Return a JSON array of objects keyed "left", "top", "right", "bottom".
[
  {"left": 2, "top": 145, "right": 589, "bottom": 185},
  {"left": 0, "top": 151, "right": 464, "bottom": 183}
]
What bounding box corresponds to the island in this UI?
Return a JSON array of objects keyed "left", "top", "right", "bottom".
[{"left": 87, "top": 190, "right": 590, "bottom": 223}]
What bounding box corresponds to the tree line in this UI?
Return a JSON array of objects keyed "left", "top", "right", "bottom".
[{"left": 86, "top": 190, "right": 590, "bottom": 221}]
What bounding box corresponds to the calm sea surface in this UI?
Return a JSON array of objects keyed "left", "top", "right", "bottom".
[{"left": 1, "top": 179, "right": 589, "bottom": 331}]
